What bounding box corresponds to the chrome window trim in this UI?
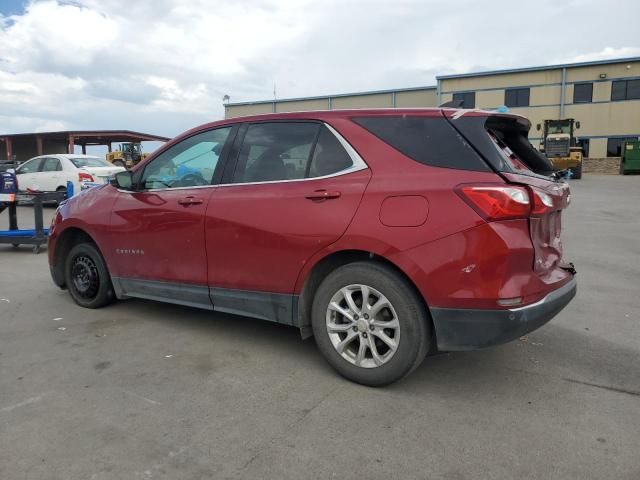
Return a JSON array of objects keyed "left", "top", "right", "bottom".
[{"left": 123, "top": 122, "right": 368, "bottom": 193}]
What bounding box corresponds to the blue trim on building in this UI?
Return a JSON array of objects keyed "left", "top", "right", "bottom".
[
  {"left": 436, "top": 57, "right": 640, "bottom": 80},
  {"left": 440, "top": 75, "right": 640, "bottom": 95}
]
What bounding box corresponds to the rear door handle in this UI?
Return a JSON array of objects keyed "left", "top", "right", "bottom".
[
  {"left": 305, "top": 189, "right": 341, "bottom": 201},
  {"left": 178, "top": 196, "right": 203, "bottom": 206}
]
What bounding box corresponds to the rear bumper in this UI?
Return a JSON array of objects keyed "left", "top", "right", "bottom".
[{"left": 430, "top": 276, "right": 576, "bottom": 351}]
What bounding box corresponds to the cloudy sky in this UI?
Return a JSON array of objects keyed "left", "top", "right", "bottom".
[{"left": 1, "top": 0, "right": 639, "bottom": 141}]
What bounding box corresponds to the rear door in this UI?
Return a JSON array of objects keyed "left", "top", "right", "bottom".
[
  {"left": 38, "top": 157, "right": 64, "bottom": 191},
  {"left": 205, "top": 121, "right": 370, "bottom": 320}
]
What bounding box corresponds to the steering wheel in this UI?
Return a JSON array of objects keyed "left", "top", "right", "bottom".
[{"left": 179, "top": 173, "right": 208, "bottom": 187}]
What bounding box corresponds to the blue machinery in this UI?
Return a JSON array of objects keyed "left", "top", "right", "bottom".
[{"left": 0, "top": 172, "right": 71, "bottom": 253}]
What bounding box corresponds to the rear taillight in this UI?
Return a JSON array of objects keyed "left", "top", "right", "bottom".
[
  {"left": 530, "top": 188, "right": 554, "bottom": 216},
  {"left": 78, "top": 172, "right": 94, "bottom": 183},
  {"left": 457, "top": 185, "right": 530, "bottom": 221},
  {"left": 457, "top": 184, "right": 558, "bottom": 221}
]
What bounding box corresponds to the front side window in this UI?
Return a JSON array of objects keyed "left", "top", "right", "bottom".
[
  {"left": 16, "top": 158, "right": 42, "bottom": 174},
  {"left": 142, "top": 127, "right": 231, "bottom": 189},
  {"left": 573, "top": 83, "right": 593, "bottom": 103},
  {"left": 40, "top": 157, "right": 62, "bottom": 172},
  {"left": 452, "top": 91, "right": 476, "bottom": 109},
  {"left": 505, "top": 88, "right": 530, "bottom": 108}
]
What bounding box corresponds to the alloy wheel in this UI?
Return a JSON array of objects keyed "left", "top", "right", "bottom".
[{"left": 325, "top": 284, "right": 400, "bottom": 368}]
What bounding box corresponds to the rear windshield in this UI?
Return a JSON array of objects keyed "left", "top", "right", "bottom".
[
  {"left": 352, "top": 116, "right": 490, "bottom": 172},
  {"left": 449, "top": 115, "right": 554, "bottom": 176},
  {"left": 70, "top": 157, "right": 110, "bottom": 168}
]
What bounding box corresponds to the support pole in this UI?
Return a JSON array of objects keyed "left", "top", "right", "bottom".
[
  {"left": 6, "top": 138, "right": 13, "bottom": 161},
  {"left": 68, "top": 135, "right": 75, "bottom": 154},
  {"left": 36, "top": 135, "right": 43, "bottom": 156},
  {"left": 81, "top": 143, "right": 86, "bottom": 154},
  {"left": 560, "top": 67, "right": 566, "bottom": 119}
]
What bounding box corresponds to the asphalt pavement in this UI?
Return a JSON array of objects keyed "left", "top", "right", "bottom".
[{"left": 1, "top": 175, "right": 639, "bottom": 479}]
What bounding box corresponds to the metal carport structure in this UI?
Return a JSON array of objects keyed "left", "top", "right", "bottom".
[{"left": 0, "top": 130, "right": 170, "bottom": 163}]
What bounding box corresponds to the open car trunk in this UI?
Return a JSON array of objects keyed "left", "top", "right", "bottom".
[
  {"left": 447, "top": 112, "right": 555, "bottom": 176},
  {"left": 446, "top": 111, "right": 571, "bottom": 278}
]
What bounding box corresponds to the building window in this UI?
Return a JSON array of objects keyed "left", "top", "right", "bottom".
[
  {"left": 504, "top": 88, "right": 530, "bottom": 107},
  {"left": 577, "top": 138, "right": 590, "bottom": 157},
  {"left": 573, "top": 83, "right": 593, "bottom": 103},
  {"left": 611, "top": 79, "right": 640, "bottom": 101},
  {"left": 607, "top": 137, "right": 638, "bottom": 157},
  {"left": 452, "top": 91, "right": 475, "bottom": 108}
]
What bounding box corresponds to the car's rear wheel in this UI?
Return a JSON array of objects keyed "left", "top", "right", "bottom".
[
  {"left": 64, "top": 242, "right": 115, "bottom": 308},
  {"left": 312, "top": 262, "right": 430, "bottom": 386}
]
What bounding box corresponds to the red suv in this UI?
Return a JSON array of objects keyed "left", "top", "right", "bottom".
[{"left": 48, "top": 109, "right": 576, "bottom": 386}]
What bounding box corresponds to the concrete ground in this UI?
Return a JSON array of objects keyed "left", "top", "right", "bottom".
[{"left": 1, "top": 175, "right": 639, "bottom": 480}]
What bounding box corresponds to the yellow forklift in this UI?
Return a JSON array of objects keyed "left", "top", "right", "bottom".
[
  {"left": 537, "top": 119, "right": 583, "bottom": 179},
  {"left": 106, "top": 142, "right": 149, "bottom": 169}
]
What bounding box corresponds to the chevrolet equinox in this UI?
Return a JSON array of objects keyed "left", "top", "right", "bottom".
[{"left": 48, "top": 109, "right": 577, "bottom": 386}]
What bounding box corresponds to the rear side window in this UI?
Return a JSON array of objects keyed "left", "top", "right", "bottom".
[
  {"left": 233, "top": 123, "right": 319, "bottom": 182},
  {"left": 41, "top": 158, "right": 62, "bottom": 172},
  {"left": 232, "top": 123, "right": 355, "bottom": 183},
  {"left": 352, "top": 116, "right": 490, "bottom": 171},
  {"left": 308, "top": 127, "right": 353, "bottom": 177}
]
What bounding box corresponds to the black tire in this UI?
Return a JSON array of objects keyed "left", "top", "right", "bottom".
[
  {"left": 55, "top": 186, "right": 67, "bottom": 205},
  {"left": 312, "top": 262, "right": 430, "bottom": 386},
  {"left": 112, "top": 159, "right": 126, "bottom": 168},
  {"left": 571, "top": 163, "right": 582, "bottom": 180},
  {"left": 64, "top": 242, "right": 115, "bottom": 308}
]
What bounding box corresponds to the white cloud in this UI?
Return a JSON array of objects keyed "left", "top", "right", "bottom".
[
  {"left": 1, "top": 0, "right": 639, "bottom": 137},
  {"left": 558, "top": 47, "right": 640, "bottom": 64}
]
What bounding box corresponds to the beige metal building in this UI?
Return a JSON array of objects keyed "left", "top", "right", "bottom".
[{"left": 225, "top": 57, "right": 640, "bottom": 159}]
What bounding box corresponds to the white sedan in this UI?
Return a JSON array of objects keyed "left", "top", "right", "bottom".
[{"left": 13, "top": 154, "right": 125, "bottom": 194}]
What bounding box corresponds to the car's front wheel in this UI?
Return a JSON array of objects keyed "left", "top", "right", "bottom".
[
  {"left": 64, "top": 242, "right": 115, "bottom": 308},
  {"left": 312, "top": 262, "right": 430, "bottom": 386}
]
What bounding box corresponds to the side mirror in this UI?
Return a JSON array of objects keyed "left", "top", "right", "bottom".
[
  {"left": 536, "top": 123, "right": 541, "bottom": 131},
  {"left": 111, "top": 171, "right": 135, "bottom": 190},
  {"left": 575, "top": 121, "right": 581, "bottom": 129}
]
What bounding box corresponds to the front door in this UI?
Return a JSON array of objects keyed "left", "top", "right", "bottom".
[
  {"left": 205, "top": 121, "right": 370, "bottom": 322},
  {"left": 108, "top": 126, "right": 233, "bottom": 308},
  {"left": 15, "top": 157, "right": 44, "bottom": 190}
]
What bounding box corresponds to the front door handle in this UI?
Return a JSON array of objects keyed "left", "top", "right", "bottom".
[
  {"left": 305, "top": 189, "right": 341, "bottom": 201},
  {"left": 178, "top": 196, "right": 203, "bottom": 206}
]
